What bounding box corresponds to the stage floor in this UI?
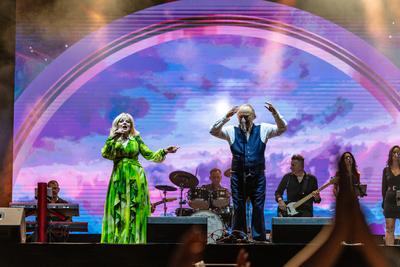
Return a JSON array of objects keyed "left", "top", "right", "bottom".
[{"left": 1, "top": 242, "right": 398, "bottom": 267}]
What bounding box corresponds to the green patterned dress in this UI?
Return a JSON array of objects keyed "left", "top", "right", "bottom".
[{"left": 101, "top": 135, "right": 166, "bottom": 244}]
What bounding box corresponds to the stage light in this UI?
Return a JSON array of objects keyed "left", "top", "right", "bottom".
[
  {"left": 215, "top": 99, "right": 232, "bottom": 118},
  {"left": 361, "top": 0, "right": 388, "bottom": 49}
]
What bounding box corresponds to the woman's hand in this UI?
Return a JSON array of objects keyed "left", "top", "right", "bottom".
[
  {"left": 165, "top": 146, "right": 179, "bottom": 154},
  {"left": 111, "top": 129, "right": 123, "bottom": 139}
]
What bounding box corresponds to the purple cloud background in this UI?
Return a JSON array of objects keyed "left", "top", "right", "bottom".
[{"left": 14, "top": 34, "right": 399, "bottom": 234}]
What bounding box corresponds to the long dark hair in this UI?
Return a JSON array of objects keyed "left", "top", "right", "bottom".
[
  {"left": 387, "top": 145, "right": 400, "bottom": 168},
  {"left": 336, "top": 151, "right": 360, "bottom": 184}
]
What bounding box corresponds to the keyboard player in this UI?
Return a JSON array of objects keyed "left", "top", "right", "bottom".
[
  {"left": 11, "top": 180, "right": 88, "bottom": 242},
  {"left": 28, "top": 180, "right": 71, "bottom": 242},
  {"left": 47, "top": 180, "right": 68, "bottom": 204},
  {"left": 46, "top": 180, "right": 71, "bottom": 242}
]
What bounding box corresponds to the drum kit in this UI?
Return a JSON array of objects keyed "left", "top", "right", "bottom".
[{"left": 154, "top": 169, "right": 233, "bottom": 243}]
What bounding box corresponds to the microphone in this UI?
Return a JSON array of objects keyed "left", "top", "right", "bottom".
[{"left": 240, "top": 117, "right": 247, "bottom": 133}]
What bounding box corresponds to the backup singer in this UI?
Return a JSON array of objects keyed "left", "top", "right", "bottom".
[
  {"left": 333, "top": 152, "right": 366, "bottom": 198},
  {"left": 210, "top": 103, "right": 287, "bottom": 241},
  {"left": 382, "top": 145, "right": 400, "bottom": 245},
  {"left": 275, "top": 154, "right": 321, "bottom": 217},
  {"left": 101, "top": 113, "right": 178, "bottom": 244}
]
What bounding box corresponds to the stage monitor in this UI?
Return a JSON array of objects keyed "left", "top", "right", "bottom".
[
  {"left": 147, "top": 216, "right": 207, "bottom": 243},
  {"left": 0, "top": 208, "right": 26, "bottom": 243},
  {"left": 271, "top": 217, "right": 331, "bottom": 244}
]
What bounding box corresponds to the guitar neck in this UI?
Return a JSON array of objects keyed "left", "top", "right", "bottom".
[{"left": 293, "top": 181, "right": 332, "bottom": 209}]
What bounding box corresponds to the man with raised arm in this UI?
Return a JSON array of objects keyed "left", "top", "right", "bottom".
[{"left": 210, "top": 102, "right": 287, "bottom": 242}]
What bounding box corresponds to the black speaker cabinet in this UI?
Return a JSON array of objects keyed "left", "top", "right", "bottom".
[
  {"left": 0, "top": 208, "right": 26, "bottom": 243},
  {"left": 271, "top": 217, "right": 331, "bottom": 244},
  {"left": 147, "top": 216, "right": 207, "bottom": 243}
]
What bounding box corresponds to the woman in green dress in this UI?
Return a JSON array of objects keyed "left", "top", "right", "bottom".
[{"left": 101, "top": 113, "right": 178, "bottom": 244}]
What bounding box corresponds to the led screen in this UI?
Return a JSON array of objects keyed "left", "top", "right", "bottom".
[{"left": 13, "top": 0, "right": 400, "bottom": 234}]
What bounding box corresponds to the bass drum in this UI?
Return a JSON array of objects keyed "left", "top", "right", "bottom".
[
  {"left": 212, "top": 205, "right": 233, "bottom": 228},
  {"left": 191, "top": 210, "right": 224, "bottom": 244}
]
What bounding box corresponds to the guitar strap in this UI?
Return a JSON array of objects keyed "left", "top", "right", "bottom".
[
  {"left": 285, "top": 174, "right": 291, "bottom": 192},
  {"left": 300, "top": 173, "right": 309, "bottom": 196}
]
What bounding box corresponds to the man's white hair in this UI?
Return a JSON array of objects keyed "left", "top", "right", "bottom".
[
  {"left": 109, "top": 112, "right": 139, "bottom": 137},
  {"left": 238, "top": 104, "right": 256, "bottom": 117}
]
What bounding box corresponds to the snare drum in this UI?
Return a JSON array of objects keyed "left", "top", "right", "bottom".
[
  {"left": 191, "top": 210, "right": 224, "bottom": 244},
  {"left": 211, "top": 189, "right": 230, "bottom": 208},
  {"left": 188, "top": 187, "right": 209, "bottom": 209}
]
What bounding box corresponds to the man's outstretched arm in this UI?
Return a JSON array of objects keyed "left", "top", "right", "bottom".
[{"left": 209, "top": 106, "right": 238, "bottom": 141}]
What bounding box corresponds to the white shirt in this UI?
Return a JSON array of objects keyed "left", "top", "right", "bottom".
[{"left": 210, "top": 112, "right": 287, "bottom": 145}]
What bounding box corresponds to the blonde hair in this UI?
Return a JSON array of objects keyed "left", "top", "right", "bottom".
[{"left": 109, "top": 113, "right": 139, "bottom": 137}]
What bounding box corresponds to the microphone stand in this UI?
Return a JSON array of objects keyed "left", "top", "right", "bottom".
[
  {"left": 163, "top": 190, "right": 167, "bottom": 217},
  {"left": 241, "top": 121, "right": 250, "bottom": 241},
  {"left": 179, "top": 184, "right": 185, "bottom": 217}
]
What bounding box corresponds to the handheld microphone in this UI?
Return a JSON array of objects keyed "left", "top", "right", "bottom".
[{"left": 111, "top": 132, "right": 122, "bottom": 140}]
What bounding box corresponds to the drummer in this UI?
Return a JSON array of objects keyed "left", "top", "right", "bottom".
[{"left": 202, "top": 168, "right": 231, "bottom": 199}]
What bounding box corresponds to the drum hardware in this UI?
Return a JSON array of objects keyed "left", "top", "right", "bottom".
[
  {"left": 169, "top": 171, "right": 199, "bottom": 188},
  {"left": 188, "top": 187, "right": 210, "bottom": 210},
  {"left": 191, "top": 210, "right": 224, "bottom": 244},
  {"left": 154, "top": 185, "right": 177, "bottom": 192},
  {"left": 169, "top": 171, "right": 199, "bottom": 216},
  {"left": 174, "top": 207, "right": 194, "bottom": 217},
  {"left": 186, "top": 190, "right": 233, "bottom": 243},
  {"left": 211, "top": 205, "right": 233, "bottom": 229},
  {"left": 154, "top": 184, "right": 177, "bottom": 216},
  {"left": 223, "top": 168, "right": 231, "bottom": 178},
  {"left": 211, "top": 189, "right": 230, "bottom": 208},
  {"left": 178, "top": 187, "right": 187, "bottom": 216}
]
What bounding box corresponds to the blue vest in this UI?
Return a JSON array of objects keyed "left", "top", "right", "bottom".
[{"left": 230, "top": 125, "right": 266, "bottom": 172}]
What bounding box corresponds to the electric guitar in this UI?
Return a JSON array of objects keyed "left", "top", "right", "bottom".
[
  {"left": 151, "top": 197, "right": 177, "bottom": 213},
  {"left": 278, "top": 176, "right": 338, "bottom": 217}
]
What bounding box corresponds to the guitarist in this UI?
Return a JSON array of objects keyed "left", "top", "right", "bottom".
[{"left": 275, "top": 154, "right": 321, "bottom": 217}]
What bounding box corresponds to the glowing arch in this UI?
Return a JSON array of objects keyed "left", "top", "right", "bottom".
[{"left": 14, "top": 0, "right": 400, "bottom": 175}]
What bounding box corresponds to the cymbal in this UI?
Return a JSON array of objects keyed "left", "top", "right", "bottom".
[
  {"left": 223, "top": 168, "right": 231, "bottom": 178},
  {"left": 169, "top": 170, "right": 199, "bottom": 188},
  {"left": 155, "top": 185, "right": 177, "bottom": 192}
]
